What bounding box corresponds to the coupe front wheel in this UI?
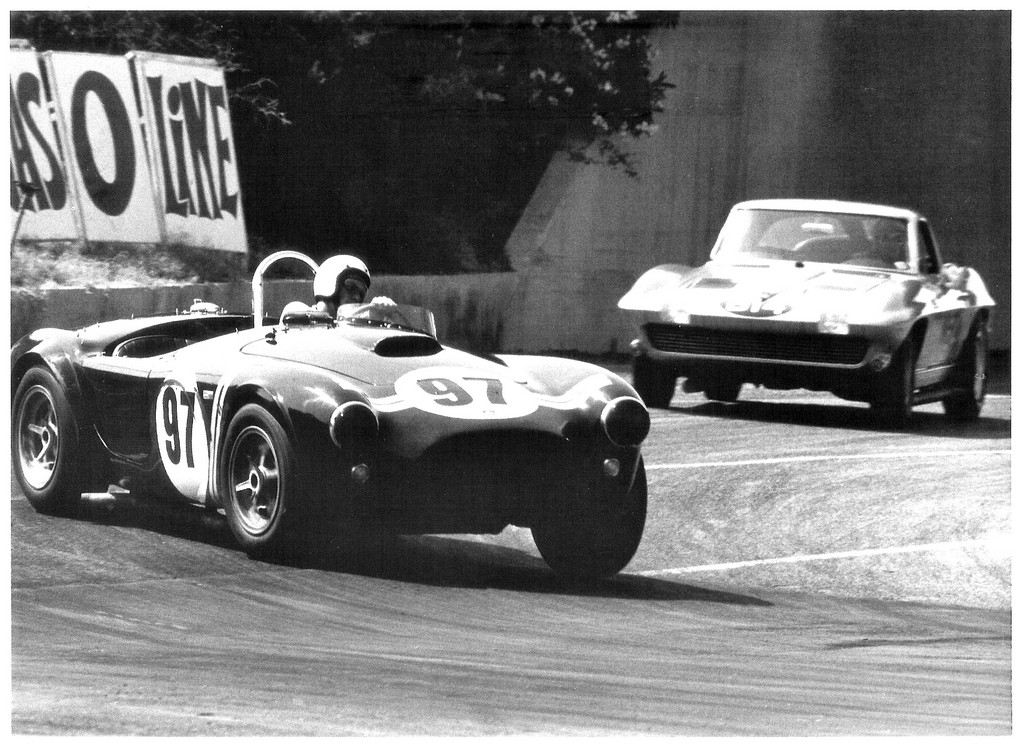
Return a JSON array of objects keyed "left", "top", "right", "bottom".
[
  {"left": 871, "top": 342, "right": 916, "bottom": 429},
  {"left": 632, "top": 356, "right": 676, "bottom": 409},
  {"left": 531, "top": 457, "right": 648, "bottom": 581},
  {"left": 220, "top": 404, "right": 300, "bottom": 557},
  {"left": 13, "top": 367, "right": 84, "bottom": 515},
  {"left": 704, "top": 379, "right": 742, "bottom": 402}
]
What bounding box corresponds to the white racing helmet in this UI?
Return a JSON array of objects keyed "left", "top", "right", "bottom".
[{"left": 313, "top": 255, "right": 371, "bottom": 304}]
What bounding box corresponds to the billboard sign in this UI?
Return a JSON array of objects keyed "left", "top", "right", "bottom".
[
  {"left": 43, "top": 51, "right": 162, "bottom": 244},
  {"left": 132, "top": 52, "right": 247, "bottom": 253},
  {"left": 9, "top": 45, "right": 246, "bottom": 253},
  {"left": 9, "top": 45, "right": 80, "bottom": 241}
]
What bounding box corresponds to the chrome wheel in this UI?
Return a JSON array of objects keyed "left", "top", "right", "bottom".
[
  {"left": 12, "top": 366, "right": 88, "bottom": 514},
  {"left": 18, "top": 384, "right": 60, "bottom": 491},
  {"left": 220, "top": 404, "right": 298, "bottom": 556},
  {"left": 227, "top": 425, "right": 282, "bottom": 536}
]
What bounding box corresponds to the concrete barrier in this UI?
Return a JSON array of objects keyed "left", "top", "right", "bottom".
[{"left": 9, "top": 274, "right": 523, "bottom": 354}]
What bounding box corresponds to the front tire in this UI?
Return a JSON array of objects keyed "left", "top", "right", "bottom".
[
  {"left": 632, "top": 355, "right": 676, "bottom": 409},
  {"left": 871, "top": 341, "right": 916, "bottom": 429},
  {"left": 531, "top": 457, "right": 648, "bottom": 581},
  {"left": 942, "top": 321, "right": 988, "bottom": 422},
  {"left": 704, "top": 379, "right": 742, "bottom": 403},
  {"left": 220, "top": 404, "right": 300, "bottom": 557},
  {"left": 12, "top": 367, "right": 84, "bottom": 515}
]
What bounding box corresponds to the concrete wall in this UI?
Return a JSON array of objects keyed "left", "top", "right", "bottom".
[
  {"left": 10, "top": 14, "right": 1009, "bottom": 356},
  {"left": 503, "top": 15, "right": 833, "bottom": 353},
  {"left": 502, "top": 13, "right": 1010, "bottom": 352},
  {"left": 10, "top": 273, "right": 520, "bottom": 354}
]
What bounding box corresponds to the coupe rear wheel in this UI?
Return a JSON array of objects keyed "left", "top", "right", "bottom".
[
  {"left": 220, "top": 404, "right": 300, "bottom": 557},
  {"left": 632, "top": 355, "right": 676, "bottom": 409},
  {"left": 12, "top": 367, "right": 83, "bottom": 514},
  {"left": 871, "top": 341, "right": 916, "bottom": 429},
  {"left": 942, "top": 321, "right": 988, "bottom": 422},
  {"left": 531, "top": 457, "right": 648, "bottom": 581}
]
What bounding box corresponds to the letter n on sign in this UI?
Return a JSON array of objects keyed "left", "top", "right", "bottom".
[{"left": 43, "top": 51, "right": 161, "bottom": 244}]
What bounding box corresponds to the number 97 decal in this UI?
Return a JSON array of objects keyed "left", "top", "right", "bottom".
[
  {"left": 155, "top": 378, "right": 210, "bottom": 499},
  {"left": 392, "top": 367, "right": 538, "bottom": 420}
]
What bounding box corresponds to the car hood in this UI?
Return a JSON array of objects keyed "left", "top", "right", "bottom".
[
  {"left": 236, "top": 324, "right": 502, "bottom": 386},
  {"left": 618, "top": 261, "right": 923, "bottom": 324},
  {"left": 224, "top": 324, "right": 640, "bottom": 458}
]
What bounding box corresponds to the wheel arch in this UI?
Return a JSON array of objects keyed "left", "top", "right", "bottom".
[
  {"left": 11, "top": 350, "right": 91, "bottom": 445},
  {"left": 905, "top": 317, "right": 928, "bottom": 359},
  {"left": 12, "top": 352, "right": 50, "bottom": 399},
  {"left": 219, "top": 382, "right": 296, "bottom": 446},
  {"left": 971, "top": 306, "right": 992, "bottom": 332}
]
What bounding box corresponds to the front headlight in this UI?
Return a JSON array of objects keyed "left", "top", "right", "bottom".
[
  {"left": 817, "top": 312, "right": 850, "bottom": 335},
  {"left": 329, "top": 401, "right": 379, "bottom": 450},
  {"left": 600, "top": 397, "right": 650, "bottom": 447}
]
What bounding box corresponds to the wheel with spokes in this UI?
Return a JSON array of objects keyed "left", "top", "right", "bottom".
[
  {"left": 220, "top": 404, "right": 299, "bottom": 556},
  {"left": 12, "top": 367, "right": 84, "bottom": 514}
]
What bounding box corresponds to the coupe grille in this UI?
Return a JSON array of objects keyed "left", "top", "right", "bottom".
[{"left": 646, "top": 323, "right": 869, "bottom": 365}]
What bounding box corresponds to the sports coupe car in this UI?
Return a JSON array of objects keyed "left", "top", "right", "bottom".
[
  {"left": 619, "top": 199, "right": 995, "bottom": 427},
  {"left": 12, "top": 252, "right": 650, "bottom": 579}
]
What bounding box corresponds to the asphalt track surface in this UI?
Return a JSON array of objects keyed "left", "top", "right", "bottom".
[{"left": 9, "top": 370, "right": 1012, "bottom": 736}]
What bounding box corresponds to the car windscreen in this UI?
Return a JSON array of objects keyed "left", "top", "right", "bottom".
[
  {"left": 336, "top": 303, "right": 438, "bottom": 337},
  {"left": 712, "top": 209, "right": 911, "bottom": 270}
]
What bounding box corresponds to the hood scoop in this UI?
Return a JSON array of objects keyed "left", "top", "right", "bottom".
[
  {"left": 694, "top": 277, "right": 737, "bottom": 289},
  {"left": 373, "top": 333, "right": 443, "bottom": 358}
]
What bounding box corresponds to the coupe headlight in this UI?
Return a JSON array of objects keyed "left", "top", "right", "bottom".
[
  {"left": 817, "top": 312, "right": 850, "bottom": 335},
  {"left": 600, "top": 397, "right": 650, "bottom": 447},
  {"left": 668, "top": 303, "right": 691, "bottom": 324}
]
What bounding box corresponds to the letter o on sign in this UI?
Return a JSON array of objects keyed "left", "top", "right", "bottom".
[{"left": 70, "top": 71, "right": 135, "bottom": 216}]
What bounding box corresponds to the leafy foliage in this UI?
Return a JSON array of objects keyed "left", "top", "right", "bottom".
[{"left": 12, "top": 11, "right": 676, "bottom": 273}]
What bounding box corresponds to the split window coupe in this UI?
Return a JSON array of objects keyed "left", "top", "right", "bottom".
[{"left": 618, "top": 199, "right": 995, "bottom": 427}]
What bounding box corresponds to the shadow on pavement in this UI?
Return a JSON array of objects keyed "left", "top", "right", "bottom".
[
  {"left": 26, "top": 493, "right": 769, "bottom": 607},
  {"left": 669, "top": 399, "right": 1010, "bottom": 440}
]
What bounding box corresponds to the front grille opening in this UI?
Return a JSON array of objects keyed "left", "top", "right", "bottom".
[
  {"left": 382, "top": 431, "right": 568, "bottom": 532},
  {"left": 646, "top": 323, "right": 868, "bottom": 365}
]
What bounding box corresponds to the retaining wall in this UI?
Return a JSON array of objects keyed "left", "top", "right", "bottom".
[{"left": 10, "top": 272, "right": 524, "bottom": 354}]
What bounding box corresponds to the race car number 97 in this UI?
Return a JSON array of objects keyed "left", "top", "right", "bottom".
[
  {"left": 393, "top": 367, "right": 538, "bottom": 420},
  {"left": 161, "top": 387, "right": 196, "bottom": 467},
  {"left": 155, "top": 378, "right": 210, "bottom": 499}
]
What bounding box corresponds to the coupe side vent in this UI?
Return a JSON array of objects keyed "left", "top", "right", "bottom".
[{"left": 373, "top": 334, "right": 442, "bottom": 357}]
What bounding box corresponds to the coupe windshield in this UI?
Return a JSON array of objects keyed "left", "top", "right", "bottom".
[{"left": 713, "top": 208, "right": 911, "bottom": 270}]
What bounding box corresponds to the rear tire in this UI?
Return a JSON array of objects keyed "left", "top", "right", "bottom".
[
  {"left": 632, "top": 355, "right": 676, "bottom": 409},
  {"left": 531, "top": 457, "right": 648, "bottom": 580},
  {"left": 220, "top": 404, "right": 301, "bottom": 558},
  {"left": 12, "top": 367, "right": 84, "bottom": 515},
  {"left": 942, "top": 321, "right": 988, "bottom": 422}
]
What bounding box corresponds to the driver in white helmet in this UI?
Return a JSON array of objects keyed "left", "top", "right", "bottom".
[{"left": 312, "top": 254, "right": 395, "bottom": 318}]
